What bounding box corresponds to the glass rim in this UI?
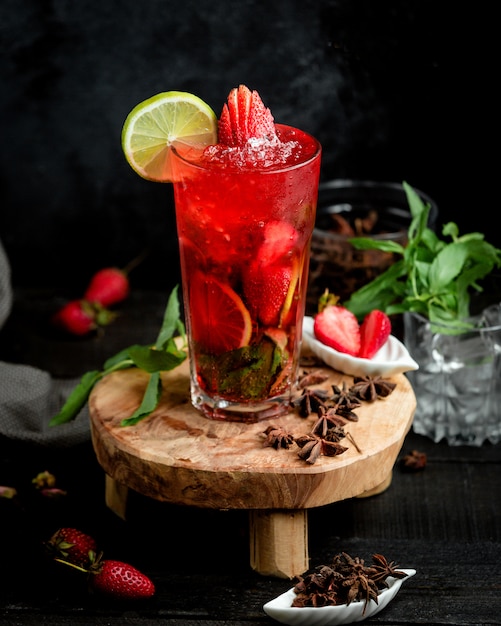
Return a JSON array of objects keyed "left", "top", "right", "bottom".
[
  {"left": 404, "top": 308, "right": 501, "bottom": 333},
  {"left": 170, "top": 123, "right": 322, "bottom": 175}
]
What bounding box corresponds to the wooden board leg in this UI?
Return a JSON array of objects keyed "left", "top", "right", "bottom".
[
  {"left": 105, "top": 474, "right": 129, "bottom": 520},
  {"left": 249, "top": 509, "right": 309, "bottom": 579}
]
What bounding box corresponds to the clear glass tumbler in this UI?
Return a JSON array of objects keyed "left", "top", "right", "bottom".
[
  {"left": 171, "top": 125, "right": 322, "bottom": 422},
  {"left": 404, "top": 306, "right": 501, "bottom": 446}
]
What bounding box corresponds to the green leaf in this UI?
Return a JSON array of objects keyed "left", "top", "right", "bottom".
[
  {"left": 103, "top": 348, "right": 134, "bottom": 370},
  {"left": 349, "top": 236, "right": 405, "bottom": 255},
  {"left": 442, "top": 221, "right": 459, "bottom": 239},
  {"left": 121, "top": 372, "right": 162, "bottom": 427},
  {"left": 49, "top": 370, "right": 102, "bottom": 426},
  {"left": 156, "top": 284, "right": 185, "bottom": 349},
  {"left": 428, "top": 243, "right": 469, "bottom": 292},
  {"left": 127, "top": 344, "right": 186, "bottom": 373},
  {"left": 344, "top": 260, "right": 407, "bottom": 318}
]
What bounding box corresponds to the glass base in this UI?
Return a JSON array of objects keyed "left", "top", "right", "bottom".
[{"left": 191, "top": 384, "right": 292, "bottom": 423}]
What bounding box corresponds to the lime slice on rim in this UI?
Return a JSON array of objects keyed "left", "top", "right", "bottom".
[{"left": 121, "top": 91, "right": 218, "bottom": 182}]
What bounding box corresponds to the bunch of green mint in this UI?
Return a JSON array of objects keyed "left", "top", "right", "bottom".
[
  {"left": 344, "top": 181, "right": 501, "bottom": 332},
  {"left": 50, "top": 285, "right": 187, "bottom": 428}
]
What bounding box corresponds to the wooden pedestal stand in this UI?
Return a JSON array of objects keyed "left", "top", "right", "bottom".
[{"left": 89, "top": 359, "right": 415, "bottom": 579}]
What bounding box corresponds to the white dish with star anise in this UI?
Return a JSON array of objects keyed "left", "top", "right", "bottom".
[
  {"left": 302, "top": 317, "right": 418, "bottom": 378},
  {"left": 263, "top": 568, "right": 416, "bottom": 625}
]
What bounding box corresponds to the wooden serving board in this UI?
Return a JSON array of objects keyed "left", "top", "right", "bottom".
[{"left": 89, "top": 358, "right": 415, "bottom": 578}]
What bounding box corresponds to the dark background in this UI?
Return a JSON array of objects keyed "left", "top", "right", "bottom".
[{"left": 0, "top": 0, "right": 494, "bottom": 294}]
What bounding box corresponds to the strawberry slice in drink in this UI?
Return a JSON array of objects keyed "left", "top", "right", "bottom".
[{"left": 243, "top": 220, "right": 300, "bottom": 327}]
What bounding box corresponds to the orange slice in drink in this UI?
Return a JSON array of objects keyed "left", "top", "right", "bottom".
[{"left": 189, "top": 275, "right": 252, "bottom": 354}]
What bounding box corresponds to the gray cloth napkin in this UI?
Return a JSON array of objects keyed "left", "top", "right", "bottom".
[{"left": 0, "top": 238, "right": 90, "bottom": 447}]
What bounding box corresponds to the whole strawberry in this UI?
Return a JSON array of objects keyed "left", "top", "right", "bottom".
[
  {"left": 89, "top": 558, "right": 155, "bottom": 600},
  {"left": 52, "top": 299, "right": 97, "bottom": 336},
  {"left": 52, "top": 299, "right": 116, "bottom": 336},
  {"left": 46, "top": 527, "right": 97, "bottom": 568},
  {"left": 84, "top": 267, "right": 130, "bottom": 307}
]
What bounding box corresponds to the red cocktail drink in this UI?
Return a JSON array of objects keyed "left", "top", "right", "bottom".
[{"left": 172, "top": 124, "right": 321, "bottom": 421}]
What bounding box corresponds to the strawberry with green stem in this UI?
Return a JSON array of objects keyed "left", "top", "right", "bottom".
[
  {"left": 84, "top": 250, "right": 148, "bottom": 308},
  {"left": 46, "top": 527, "right": 97, "bottom": 569},
  {"left": 88, "top": 557, "right": 155, "bottom": 600}
]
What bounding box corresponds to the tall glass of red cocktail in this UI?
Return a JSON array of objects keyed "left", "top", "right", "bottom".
[{"left": 171, "top": 122, "right": 321, "bottom": 422}]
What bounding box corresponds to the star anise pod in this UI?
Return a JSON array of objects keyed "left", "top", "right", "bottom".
[
  {"left": 295, "top": 434, "right": 324, "bottom": 464},
  {"left": 336, "top": 553, "right": 379, "bottom": 610},
  {"left": 350, "top": 375, "right": 396, "bottom": 402},
  {"left": 311, "top": 406, "right": 346, "bottom": 437},
  {"left": 342, "top": 567, "right": 379, "bottom": 610},
  {"left": 370, "top": 553, "right": 407, "bottom": 588},
  {"left": 331, "top": 382, "right": 361, "bottom": 410},
  {"left": 291, "top": 552, "right": 408, "bottom": 612},
  {"left": 400, "top": 449, "right": 427, "bottom": 472},
  {"left": 297, "top": 369, "right": 329, "bottom": 388},
  {"left": 262, "top": 425, "right": 295, "bottom": 450},
  {"left": 292, "top": 387, "right": 330, "bottom": 417},
  {"left": 292, "top": 566, "right": 345, "bottom": 607},
  {"left": 323, "top": 423, "right": 347, "bottom": 443},
  {"left": 295, "top": 434, "right": 348, "bottom": 464},
  {"left": 333, "top": 405, "right": 359, "bottom": 422}
]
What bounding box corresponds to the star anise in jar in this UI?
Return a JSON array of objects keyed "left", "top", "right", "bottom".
[
  {"left": 292, "top": 387, "right": 330, "bottom": 417},
  {"left": 350, "top": 375, "right": 396, "bottom": 402},
  {"left": 262, "top": 425, "right": 295, "bottom": 450}
]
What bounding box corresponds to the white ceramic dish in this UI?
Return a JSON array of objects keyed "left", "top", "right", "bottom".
[
  {"left": 263, "top": 568, "right": 416, "bottom": 625},
  {"left": 302, "top": 317, "right": 418, "bottom": 378}
]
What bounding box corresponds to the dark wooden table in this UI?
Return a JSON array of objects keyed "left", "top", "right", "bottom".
[{"left": 1, "top": 290, "right": 500, "bottom": 625}]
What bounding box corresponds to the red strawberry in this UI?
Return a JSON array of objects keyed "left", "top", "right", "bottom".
[
  {"left": 46, "top": 527, "right": 97, "bottom": 568},
  {"left": 245, "top": 262, "right": 293, "bottom": 327},
  {"left": 52, "top": 299, "right": 116, "bottom": 336},
  {"left": 243, "top": 221, "right": 300, "bottom": 327},
  {"left": 52, "top": 299, "right": 97, "bottom": 336},
  {"left": 358, "top": 309, "right": 392, "bottom": 359},
  {"left": 313, "top": 305, "right": 361, "bottom": 356},
  {"left": 218, "top": 84, "right": 277, "bottom": 146},
  {"left": 89, "top": 559, "right": 155, "bottom": 600},
  {"left": 256, "top": 220, "right": 299, "bottom": 266},
  {"left": 84, "top": 267, "right": 130, "bottom": 307}
]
